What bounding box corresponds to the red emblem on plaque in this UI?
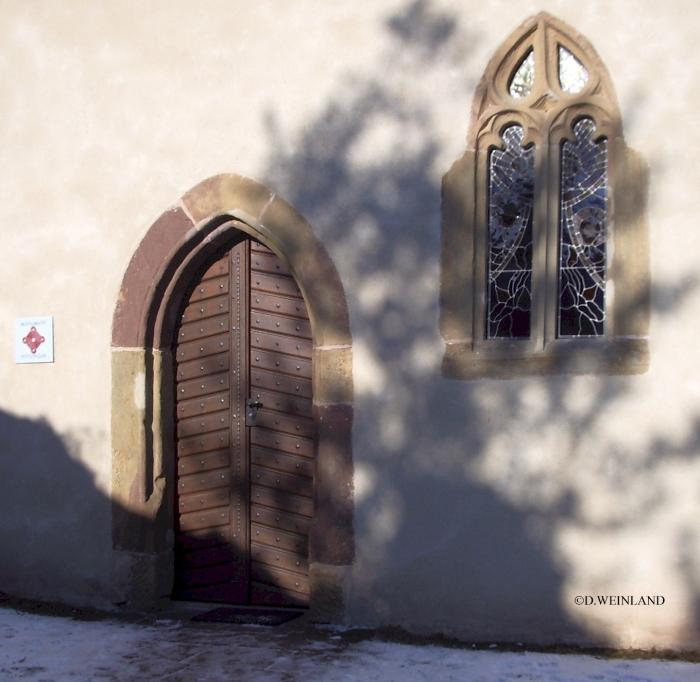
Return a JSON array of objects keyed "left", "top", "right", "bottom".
[{"left": 22, "top": 326, "right": 45, "bottom": 354}]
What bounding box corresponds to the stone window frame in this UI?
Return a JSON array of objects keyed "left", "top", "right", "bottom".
[{"left": 441, "top": 13, "right": 649, "bottom": 379}]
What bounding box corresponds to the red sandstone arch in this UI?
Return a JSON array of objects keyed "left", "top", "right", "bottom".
[{"left": 110, "top": 174, "right": 353, "bottom": 616}]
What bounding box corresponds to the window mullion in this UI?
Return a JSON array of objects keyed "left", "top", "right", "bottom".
[
  {"left": 543, "top": 134, "right": 562, "bottom": 348},
  {"left": 531, "top": 139, "right": 550, "bottom": 351},
  {"left": 472, "top": 143, "right": 489, "bottom": 346}
]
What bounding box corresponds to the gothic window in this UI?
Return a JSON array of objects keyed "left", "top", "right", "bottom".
[{"left": 441, "top": 13, "right": 649, "bottom": 377}]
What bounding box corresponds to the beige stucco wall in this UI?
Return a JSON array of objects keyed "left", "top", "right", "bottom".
[{"left": 1, "top": 0, "right": 699, "bottom": 649}]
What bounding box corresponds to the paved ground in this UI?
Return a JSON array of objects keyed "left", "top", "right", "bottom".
[{"left": 0, "top": 602, "right": 698, "bottom": 681}]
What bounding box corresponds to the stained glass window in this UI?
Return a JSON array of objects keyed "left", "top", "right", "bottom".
[
  {"left": 439, "top": 13, "right": 642, "bottom": 379},
  {"left": 558, "top": 46, "right": 588, "bottom": 94},
  {"left": 509, "top": 50, "right": 535, "bottom": 98},
  {"left": 487, "top": 125, "right": 534, "bottom": 338},
  {"left": 558, "top": 118, "right": 608, "bottom": 337}
]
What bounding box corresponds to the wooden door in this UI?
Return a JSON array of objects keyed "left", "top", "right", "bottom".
[{"left": 172, "top": 238, "right": 314, "bottom": 607}]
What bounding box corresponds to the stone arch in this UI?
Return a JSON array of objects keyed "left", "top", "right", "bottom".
[{"left": 111, "top": 174, "right": 353, "bottom": 618}]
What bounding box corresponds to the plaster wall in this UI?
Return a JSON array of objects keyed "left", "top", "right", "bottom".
[{"left": 1, "top": 0, "right": 699, "bottom": 648}]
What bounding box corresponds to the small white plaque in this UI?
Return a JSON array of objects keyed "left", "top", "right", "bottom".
[{"left": 15, "top": 316, "right": 54, "bottom": 364}]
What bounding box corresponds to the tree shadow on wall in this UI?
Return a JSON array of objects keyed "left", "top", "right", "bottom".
[
  {"left": 258, "top": 0, "right": 700, "bottom": 645},
  {"left": 0, "top": 410, "right": 115, "bottom": 607},
  {"left": 0, "top": 406, "right": 311, "bottom": 613}
]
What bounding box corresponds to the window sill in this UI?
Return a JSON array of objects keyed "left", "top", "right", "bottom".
[{"left": 442, "top": 337, "right": 649, "bottom": 380}]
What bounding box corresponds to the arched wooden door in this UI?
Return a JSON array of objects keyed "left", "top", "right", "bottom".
[{"left": 172, "top": 237, "right": 314, "bottom": 607}]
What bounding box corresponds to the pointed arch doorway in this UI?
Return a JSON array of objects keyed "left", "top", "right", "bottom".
[{"left": 111, "top": 175, "right": 354, "bottom": 617}]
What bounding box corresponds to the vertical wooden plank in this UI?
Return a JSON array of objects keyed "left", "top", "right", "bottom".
[{"left": 229, "top": 240, "right": 250, "bottom": 602}]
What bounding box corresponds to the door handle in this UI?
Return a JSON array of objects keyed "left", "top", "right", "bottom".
[{"left": 246, "top": 399, "right": 263, "bottom": 426}]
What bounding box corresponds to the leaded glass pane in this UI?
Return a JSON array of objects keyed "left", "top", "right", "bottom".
[
  {"left": 558, "top": 46, "right": 588, "bottom": 94},
  {"left": 509, "top": 50, "right": 535, "bottom": 98},
  {"left": 558, "top": 118, "right": 608, "bottom": 337},
  {"left": 487, "top": 125, "right": 534, "bottom": 338}
]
